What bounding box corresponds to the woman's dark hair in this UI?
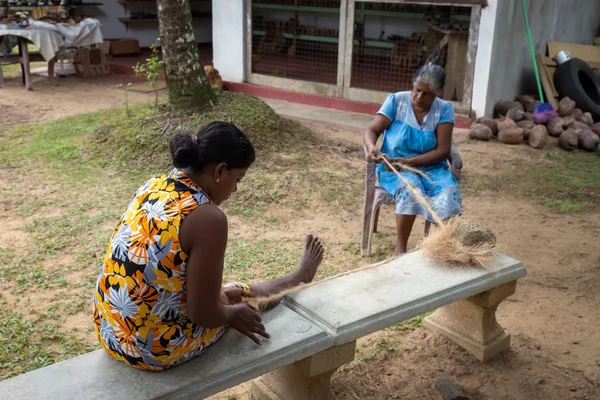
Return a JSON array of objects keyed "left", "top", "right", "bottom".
[{"left": 170, "top": 121, "right": 256, "bottom": 171}]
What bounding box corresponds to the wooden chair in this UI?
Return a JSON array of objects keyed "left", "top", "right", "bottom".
[{"left": 361, "top": 141, "right": 463, "bottom": 256}]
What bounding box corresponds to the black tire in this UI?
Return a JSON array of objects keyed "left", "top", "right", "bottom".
[{"left": 554, "top": 58, "right": 600, "bottom": 122}]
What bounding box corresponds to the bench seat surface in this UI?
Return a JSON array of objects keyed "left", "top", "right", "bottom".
[
  {"left": 285, "top": 251, "right": 526, "bottom": 345},
  {"left": 0, "top": 304, "right": 332, "bottom": 400},
  {"left": 0, "top": 250, "right": 526, "bottom": 399}
]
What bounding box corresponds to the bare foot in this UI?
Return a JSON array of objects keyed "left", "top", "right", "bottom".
[
  {"left": 294, "top": 234, "right": 324, "bottom": 283},
  {"left": 394, "top": 243, "right": 406, "bottom": 257}
]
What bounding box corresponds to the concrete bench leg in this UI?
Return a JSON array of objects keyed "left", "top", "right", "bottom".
[
  {"left": 422, "top": 280, "right": 517, "bottom": 362},
  {"left": 251, "top": 340, "right": 356, "bottom": 400}
]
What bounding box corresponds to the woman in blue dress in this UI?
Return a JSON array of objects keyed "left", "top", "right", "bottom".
[{"left": 364, "top": 63, "right": 462, "bottom": 256}]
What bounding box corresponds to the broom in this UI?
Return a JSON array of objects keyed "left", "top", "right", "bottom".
[{"left": 521, "top": 0, "right": 555, "bottom": 122}]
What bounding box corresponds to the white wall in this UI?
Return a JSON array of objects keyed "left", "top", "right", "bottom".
[
  {"left": 471, "top": 0, "right": 498, "bottom": 119},
  {"left": 83, "top": 0, "right": 212, "bottom": 48},
  {"left": 212, "top": 0, "right": 245, "bottom": 82}
]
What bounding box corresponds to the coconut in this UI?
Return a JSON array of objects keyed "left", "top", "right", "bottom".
[
  {"left": 558, "top": 97, "right": 576, "bottom": 117},
  {"left": 592, "top": 122, "right": 600, "bottom": 137},
  {"left": 506, "top": 107, "right": 525, "bottom": 122},
  {"left": 516, "top": 95, "right": 539, "bottom": 113},
  {"left": 475, "top": 116, "right": 498, "bottom": 136},
  {"left": 495, "top": 100, "right": 522, "bottom": 117},
  {"left": 497, "top": 117, "right": 517, "bottom": 132},
  {"left": 546, "top": 116, "right": 565, "bottom": 137},
  {"left": 498, "top": 127, "right": 524, "bottom": 144},
  {"left": 568, "top": 120, "right": 592, "bottom": 132},
  {"left": 517, "top": 120, "right": 535, "bottom": 140},
  {"left": 469, "top": 124, "right": 493, "bottom": 141},
  {"left": 577, "top": 112, "right": 594, "bottom": 127},
  {"left": 528, "top": 125, "right": 548, "bottom": 149},
  {"left": 558, "top": 129, "right": 579, "bottom": 151},
  {"left": 578, "top": 130, "right": 600, "bottom": 152},
  {"left": 563, "top": 115, "right": 575, "bottom": 126}
]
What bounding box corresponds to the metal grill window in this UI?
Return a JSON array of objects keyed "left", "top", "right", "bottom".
[
  {"left": 251, "top": 0, "right": 342, "bottom": 85},
  {"left": 250, "top": 1, "right": 472, "bottom": 103},
  {"left": 350, "top": 2, "right": 471, "bottom": 101}
]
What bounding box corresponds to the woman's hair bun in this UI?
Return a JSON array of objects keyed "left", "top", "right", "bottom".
[
  {"left": 170, "top": 133, "right": 199, "bottom": 169},
  {"left": 169, "top": 122, "right": 255, "bottom": 172}
]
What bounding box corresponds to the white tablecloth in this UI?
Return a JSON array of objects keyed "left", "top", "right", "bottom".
[
  {"left": 0, "top": 27, "right": 63, "bottom": 60},
  {"left": 0, "top": 18, "right": 103, "bottom": 61},
  {"left": 30, "top": 18, "right": 103, "bottom": 49}
]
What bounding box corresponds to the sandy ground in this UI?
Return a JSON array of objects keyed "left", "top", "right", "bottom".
[
  {"left": 1, "top": 71, "right": 599, "bottom": 400},
  {"left": 0, "top": 68, "right": 159, "bottom": 125}
]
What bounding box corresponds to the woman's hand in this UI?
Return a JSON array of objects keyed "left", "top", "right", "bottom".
[
  {"left": 367, "top": 145, "right": 383, "bottom": 163},
  {"left": 384, "top": 157, "right": 407, "bottom": 172},
  {"left": 220, "top": 287, "right": 256, "bottom": 305},
  {"left": 364, "top": 114, "right": 392, "bottom": 161},
  {"left": 229, "top": 303, "right": 271, "bottom": 345}
]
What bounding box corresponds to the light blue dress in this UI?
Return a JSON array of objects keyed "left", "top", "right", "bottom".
[{"left": 376, "top": 91, "right": 462, "bottom": 222}]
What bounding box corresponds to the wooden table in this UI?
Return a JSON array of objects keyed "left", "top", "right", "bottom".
[
  {"left": 0, "top": 35, "right": 58, "bottom": 90},
  {"left": 428, "top": 24, "right": 469, "bottom": 103}
]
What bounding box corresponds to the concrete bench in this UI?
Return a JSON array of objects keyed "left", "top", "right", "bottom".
[{"left": 0, "top": 250, "right": 526, "bottom": 400}]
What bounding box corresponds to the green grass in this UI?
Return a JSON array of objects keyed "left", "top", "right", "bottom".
[
  {"left": 1, "top": 64, "right": 20, "bottom": 74},
  {"left": 393, "top": 312, "right": 432, "bottom": 330},
  {"left": 91, "top": 92, "right": 313, "bottom": 171},
  {"left": 479, "top": 149, "right": 600, "bottom": 213},
  {"left": 0, "top": 94, "right": 369, "bottom": 381},
  {"left": 348, "top": 312, "right": 432, "bottom": 366},
  {"left": 535, "top": 197, "right": 582, "bottom": 213},
  {"left": 0, "top": 309, "right": 94, "bottom": 380},
  {"left": 9, "top": 93, "right": 593, "bottom": 383},
  {"left": 224, "top": 238, "right": 302, "bottom": 282},
  {"left": 524, "top": 150, "right": 600, "bottom": 212},
  {"left": 463, "top": 176, "right": 487, "bottom": 193}
]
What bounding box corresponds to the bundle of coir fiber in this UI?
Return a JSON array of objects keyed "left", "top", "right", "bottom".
[{"left": 382, "top": 158, "right": 497, "bottom": 268}]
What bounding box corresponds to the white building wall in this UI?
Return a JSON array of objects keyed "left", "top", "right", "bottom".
[
  {"left": 471, "top": 0, "right": 498, "bottom": 119},
  {"left": 212, "top": 0, "right": 246, "bottom": 82},
  {"left": 211, "top": 0, "right": 514, "bottom": 116}
]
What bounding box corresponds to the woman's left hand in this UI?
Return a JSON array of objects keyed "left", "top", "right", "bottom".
[
  {"left": 220, "top": 287, "right": 256, "bottom": 305},
  {"left": 384, "top": 157, "right": 407, "bottom": 171},
  {"left": 387, "top": 157, "right": 407, "bottom": 165}
]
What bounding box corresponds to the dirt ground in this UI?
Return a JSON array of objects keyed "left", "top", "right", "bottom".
[
  {"left": 0, "top": 68, "right": 159, "bottom": 125},
  {"left": 1, "top": 70, "right": 599, "bottom": 400}
]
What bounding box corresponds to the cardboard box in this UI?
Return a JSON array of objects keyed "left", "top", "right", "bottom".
[
  {"left": 103, "top": 39, "right": 140, "bottom": 56},
  {"left": 101, "top": 40, "right": 111, "bottom": 55}
]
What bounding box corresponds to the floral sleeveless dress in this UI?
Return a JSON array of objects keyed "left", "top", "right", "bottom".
[{"left": 93, "top": 168, "right": 248, "bottom": 371}]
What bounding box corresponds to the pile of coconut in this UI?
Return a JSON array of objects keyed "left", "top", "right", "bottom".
[{"left": 469, "top": 96, "right": 600, "bottom": 152}]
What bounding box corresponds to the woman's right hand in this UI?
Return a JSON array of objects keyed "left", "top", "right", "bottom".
[
  {"left": 367, "top": 145, "right": 383, "bottom": 163},
  {"left": 229, "top": 303, "right": 270, "bottom": 345}
]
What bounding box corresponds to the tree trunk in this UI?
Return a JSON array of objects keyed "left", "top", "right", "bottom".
[{"left": 156, "top": 0, "right": 215, "bottom": 112}]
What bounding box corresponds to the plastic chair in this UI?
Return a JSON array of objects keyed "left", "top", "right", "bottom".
[{"left": 361, "top": 141, "right": 463, "bottom": 256}]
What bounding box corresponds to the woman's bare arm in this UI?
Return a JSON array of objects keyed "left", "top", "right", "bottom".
[
  {"left": 180, "top": 205, "right": 236, "bottom": 328},
  {"left": 364, "top": 114, "right": 392, "bottom": 162},
  {"left": 395, "top": 122, "right": 453, "bottom": 167}
]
